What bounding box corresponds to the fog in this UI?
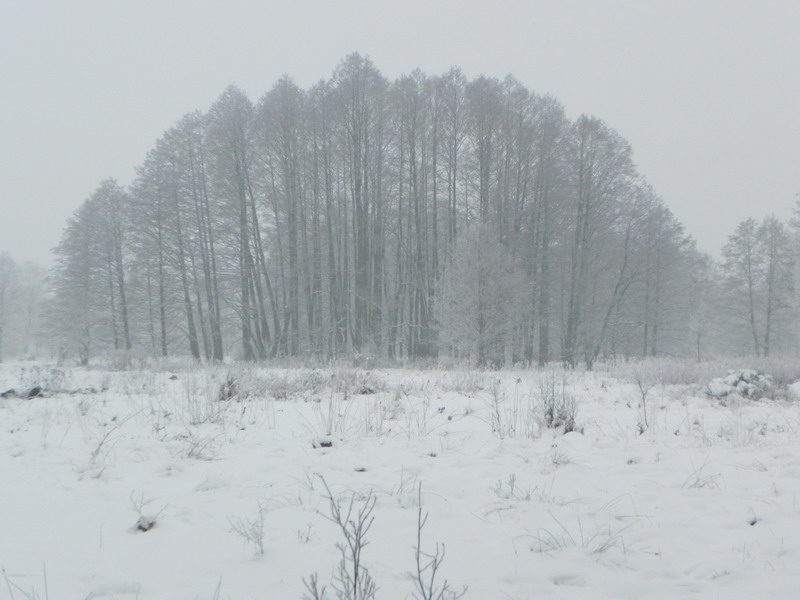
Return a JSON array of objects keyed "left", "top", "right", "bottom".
[{"left": 1, "top": 0, "right": 798, "bottom": 266}]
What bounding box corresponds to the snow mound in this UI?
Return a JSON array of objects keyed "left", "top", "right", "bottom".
[
  {"left": 706, "top": 369, "right": 774, "bottom": 400},
  {"left": 787, "top": 380, "right": 800, "bottom": 400}
]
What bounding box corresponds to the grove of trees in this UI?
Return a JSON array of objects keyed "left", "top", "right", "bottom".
[{"left": 35, "top": 54, "right": 798, "bottom": 367}]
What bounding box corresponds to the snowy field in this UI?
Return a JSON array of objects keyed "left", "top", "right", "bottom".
[{"left": 2, "top": 361, "right": 800, "bottom": 599}]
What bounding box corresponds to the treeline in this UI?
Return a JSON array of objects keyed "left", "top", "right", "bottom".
[
  {"left": 44, "top": 54, "right": 798, "bottom": 366},
  {"left": 0, "top": 254, "right": 45, "bottom": 361}
]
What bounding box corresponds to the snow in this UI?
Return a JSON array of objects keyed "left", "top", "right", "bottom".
[
  {"left": 706, "top": 369, "right": 775, "bottom": 400},
  {"left": 2, "top": 362, "right": 800, "bottom": 599},
  {"left": 787, "top": 381, "right": 800, "bottom": 402}
]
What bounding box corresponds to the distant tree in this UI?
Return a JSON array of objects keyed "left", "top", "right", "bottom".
[
  {"left": 255, "top": 76, "right": 308, "bottom": 355},
  {"left": 721, "top": 216, "right": 794, "bottom": 356},
  {"left": 49, "top": 205, "right": 96, "bottom": 364},
  {"left": 685, "top": 254, "right": 720, "bottom": 361},
  {"left": 15, "top": 260, "right": 46, "bottom": 358},
  {"left": 562, "top": 115, "right": 635, "bottom": 367},
  {"left": 722, "top": 218, "right": 763, "bottom": 355},
  {"left": 331, "top": 53, "right": 389, "bottom": 354},
  {"left": 436, "top": 67, "right": 469, "bottom": 248},
  {"left": 0, "top": 254, "right": 15, "bottom": 361},
  {"left": 174, "top": 112, "right": 225, "bottom": 361},
  {"left": 48, "top": 180, "right": 131, "bottom": 363},
  {"left": 0, "top": 255, "right": 46, "bottom": 361},
  {"left": 528, "top": 95, "right": 568, "bottom": 366},
  {"left": 95, "top": 180, "right": 133, "bottom": 352},
  {"left": 437, "top": 224, "right": 525, "bottom": 365},
  {"left": 625, "top": 187, "right": 697, "bottom": 359},
  {"left": 206, "top": 85, "right": 271, "bottom": 360},
  {"left": 757, "top": 216, "right": 794, "bottom": 356}
]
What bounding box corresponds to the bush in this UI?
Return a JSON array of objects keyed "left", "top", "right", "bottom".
[
  {"left": 537, "top": 372, "right": 579, "bottom": 433},
  {"left": 331, "top": 369, "right": 385, "bottom": 396},
  {"left": 706, "top": 369, "right": 774, "bottom": 400}
]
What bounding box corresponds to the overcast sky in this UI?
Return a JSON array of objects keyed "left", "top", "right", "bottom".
[{"left": 1, "top": 0, "right": 798, "bottom": 266}]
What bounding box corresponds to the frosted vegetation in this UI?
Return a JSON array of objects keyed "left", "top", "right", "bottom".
[
  {"left": 0, "top": 55, "right": 794, "bottom": 368},
  {"left": 2, "top": 357, "right": 800, "bottom": 598},
  {"left": 1, "top": 55, "right": 799, "bottom": 599}
]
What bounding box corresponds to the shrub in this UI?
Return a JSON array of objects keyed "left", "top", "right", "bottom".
[
  {"left": 229, "top": 500, "right": 267, "bottom": 555},
  {"left": 537, "top": 372, "right": 579, "bottom": 433},
  {"left": 706, "top": 369, "right": 774, "bottom": 400}
]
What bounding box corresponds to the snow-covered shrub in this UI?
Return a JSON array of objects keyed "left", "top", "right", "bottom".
[
  {"left": 537, "top": 371, "right": 579, "bottom": 433},
  {"left": 209, "top": 367, "right": 323, "bottom": 402},
  {"left": 332, "top": 369, "right": 385, "bottom": 396},
  {"left": 217, "top": 372, "right": 238, "bottom": 402},
  {"left": 706, "top": 369, "right": 774, "bottom": 400},
  {"left": 485, "top": 378, "right": 536, "bottom": 439},
  {"left": 243, "top": 370, "right": 328, "bottom": 401},
  {"left": 484, "top": 372, "right": 580, "bottom": 439},
  {"left": 291, "top": 370, "right": 328, "bottom": 395},
  {"left": 441, "top": 371, "right": 486, "bottom": 396}
]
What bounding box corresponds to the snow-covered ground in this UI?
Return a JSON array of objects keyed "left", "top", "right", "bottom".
[{"left": 2, "top": 361, "right": 800, "bottom": 599}]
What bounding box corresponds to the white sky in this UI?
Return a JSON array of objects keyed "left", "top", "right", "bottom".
[{"left": 1, "top": 0, "right": 798, "bottom": 266}]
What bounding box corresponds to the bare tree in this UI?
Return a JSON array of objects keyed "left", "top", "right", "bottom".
[
  {"left": 47, "top": 56, "right": 736, "bottom": 364},
  {"left": 722, "top": 218, "right": 766, "bottom": 355}
]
